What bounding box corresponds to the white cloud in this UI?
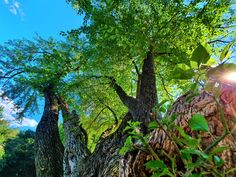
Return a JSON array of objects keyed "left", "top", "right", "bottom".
[
  {"left": 3, "top": 0, "right": 25, "bottom": 18},
  {"left": 0, "top": 97, "right": 38, "bottom": 128},
  {"left": 13, "top": 1, "right": 19, "bottom": 8},
  {"left": 10, "top": 117, "right": 38, "bottom": 127},
  {"left": 9, "top": 5, "right": 17, "bottom": 15}
]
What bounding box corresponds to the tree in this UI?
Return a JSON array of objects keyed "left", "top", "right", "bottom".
[
  {"left": 63, "top": 0, "right": 235, "bottom": 176},
  {"left": 0, "top": 37, "right": 83, "bottom": 177},
  {"left": 0, "top": 1, "right": 235, "bottom": 176},
  {"left": 64, "top": 0, "right": 236, "bottom": 136},
  {"left": 0, "top": 130, "right": 36, "bottom": 177}
]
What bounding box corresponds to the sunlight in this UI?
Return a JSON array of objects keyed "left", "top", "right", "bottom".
[{"left": 224, "top": 72, "right": 236, "bottom": 83}]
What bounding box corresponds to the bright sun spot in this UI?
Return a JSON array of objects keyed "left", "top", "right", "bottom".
[{"left": 224, "top": 72, "right": 236, "bottom": 82}]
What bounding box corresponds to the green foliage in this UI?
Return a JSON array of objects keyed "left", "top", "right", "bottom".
[
  {"left": 0, "top": 37, "right": 83, "bottom": 118},
  {"left": 145, "top": 160, "right": 172, "bottom": 177},
  {"left": 0, "top": 119, "right": 19, "bottom": 160},
  {"left": 58, "top": 123, "right": 65, "bottom": 145},
  {"left": 0, "top": 130, "right": 36, "bottom": 177},
  {"left": 64, "top": 0, "right": 236, "bottom": 119}
]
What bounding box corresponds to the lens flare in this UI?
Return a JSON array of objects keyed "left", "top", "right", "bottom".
[{"left": 224, "top": 72, "right": 236, "bottom": 82}]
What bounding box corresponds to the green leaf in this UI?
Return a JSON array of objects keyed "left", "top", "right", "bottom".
[
  {"left": 176, "top": 126, "right": 199, "bottom": 148},
  {"left": 159, "top": 106, "right": 166, "bottom": 113},
  {"left": 206, "top": 58, "right": 217, "bottom": 66},
  {"left": 210, "top": 146, "right": 228, "bottom": 155},
  {"left": 119, "top": 146, "right": 130, "bottom": 155},
  {"left": 151, "top": 168, "right": 172, "bottom": 177},
  {"left": 177, "top": 63, "right": 191, "bottom": 70},
  {"left": 225, "top": 51, "right": 233, "bottom": 60},
  {"left": 148, "top": 121, "right": 158, "bottom": 130},
  {"left": 190, "top": 61, "right": 199, "bottom": 69},
  {"left": 156, "top": 99, "right": 169, "bottom": 108},
  {"left": 189, "top": 114, "right": 209, "bottom": 132},
  {"left": 172, "top": 67, "right": 195, "bottom": 80},
  {"left": 219, "top": 40, "right": 235, "bottom": 61},
  {"left": 176, "top": 126, "right": 193, "bottom": 140},
  {"left": 181, "top": 148, "right": 209, "bottom": 159},
  {"left": 144, "top": 160, "right": 166, "bottom": 170},
  {"left": 191, "top": 44, "right": 210, "bottom": 66},
  {"left": 119, "top": 136, "right": 133, "bottom": 155}
]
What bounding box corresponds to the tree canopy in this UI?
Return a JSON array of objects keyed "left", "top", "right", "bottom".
[{"left": 0, "top": 0, "right": 236, "bottom": 176}]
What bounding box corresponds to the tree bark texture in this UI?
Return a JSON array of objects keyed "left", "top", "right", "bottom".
[
  {"left": 120, "top": 91, "right": 236, "bottom": 177},
  {"left": 79, "top": 113, "right": 131, "bottom": 177},
  {"left": 60, "top": 99, "right": 90, "bottom": 177},
  {"left": 35, "top": 89, "right": 64, "bottom": 177}
]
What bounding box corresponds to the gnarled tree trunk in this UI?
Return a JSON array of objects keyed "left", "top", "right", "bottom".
[
  {"left": 59, "top": 98, "right": 90, "bottom": 177},
  {"left": 35, "top": 87, "right": 64, "bottom": 177}
]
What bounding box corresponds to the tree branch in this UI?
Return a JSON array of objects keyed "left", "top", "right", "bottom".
[
  {"left": 158, "top": 73, "right": 174, "bottom": 100},
  {"left": 87, "top": 75, "right": 137, "bottom": 110},
  {"left": 132, "top": 60, "right": 141, "bottom": 76},
  {"left": 0, "top": 70, "right": 24, "bottom": 79},
  {"left": 98, "top": 99, "right": 118, "bottom": 125},
  {"left": 111, "top": 77, "right": 137, "bottom": 109}
]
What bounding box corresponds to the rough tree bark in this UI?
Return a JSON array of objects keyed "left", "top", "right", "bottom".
[
  {"left": 59, "top": 98, "right": 90, "bottom": 177},
  {"left": 120, "top": 89, "right": 236, "bottom": 176},
  {"left": 35, "top": 86, "right": 64, "bottom": 177},
  {"left": 79, "top": 113, "right": 131, "bottom": 177}
]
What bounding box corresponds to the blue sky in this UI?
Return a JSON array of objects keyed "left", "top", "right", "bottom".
[
  {"left": 0, "top": 0, "right": 83, "bottom": 43},
  {"left": 0, "top": 0, "right": 83, "bottom": 129}
]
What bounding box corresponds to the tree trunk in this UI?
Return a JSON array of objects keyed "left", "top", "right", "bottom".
[
  {"left": 35, "top": 88, "right": 64, "bottom": 177},
  {"left": 80, "top": 113, "right": 131, "bottom": 177},
  {"left": 59, "top": 98, "right": 90, "bottom": 177}
]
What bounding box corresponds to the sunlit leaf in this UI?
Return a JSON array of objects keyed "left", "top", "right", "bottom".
[
  {"left": 191, "top": 44, "right": 210, "bottom": 66},
  {"left": 189, "top": 114, "right": 209, "bottom": 132},
  {"left": 219, "top": 40, "right": 235, "bottom": 61}
]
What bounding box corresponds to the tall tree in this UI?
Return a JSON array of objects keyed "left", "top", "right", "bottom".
[
  {"left": 0, "top": 37, "right": 83, "bottom": 177},
  {"left": 66, "top": 0, "right": 235, "bottom": 122},
  {"left": 64, "top": 0, "right": 235, "bottom": 176}
]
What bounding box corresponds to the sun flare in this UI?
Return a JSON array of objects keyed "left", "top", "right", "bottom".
[{"left": 224, "top": 72, "right": 236, "bottom": 82}]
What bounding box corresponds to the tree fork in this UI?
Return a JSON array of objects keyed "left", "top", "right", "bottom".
[{"left": 111, "top": 50, "right": 158, "bottom": 126}]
